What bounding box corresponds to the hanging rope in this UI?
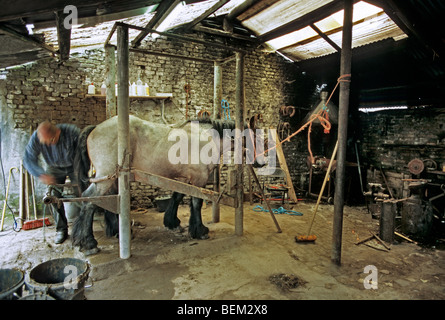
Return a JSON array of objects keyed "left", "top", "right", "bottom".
[{"left": 254, "top": 74, "right": 351, "bottom": 164}]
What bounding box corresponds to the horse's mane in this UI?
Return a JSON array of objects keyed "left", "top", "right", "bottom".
[{"left": 173, "top": 118, "right": 240, "bottom": 137}]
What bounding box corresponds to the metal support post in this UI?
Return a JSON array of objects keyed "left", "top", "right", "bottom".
[
  {"left": 332, "top": 0, "right": 353, "bottom": 266},
  {"left": 212, "top": 61, "right": 222, "bottom": 223},
  {"left": 235, "top": 52, "right": 245, "bottom": 236},
  {"left": 117, "top": 24, "right": 131, "bottom": 259}
]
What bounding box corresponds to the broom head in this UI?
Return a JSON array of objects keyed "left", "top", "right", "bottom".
[{"left": 295, "top": 234, "right": 317, "bottom": 242}]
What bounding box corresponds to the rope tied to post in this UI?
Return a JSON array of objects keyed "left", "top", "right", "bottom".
[{"left": 254, "top": 74, "right": 351, "bottom": 164}]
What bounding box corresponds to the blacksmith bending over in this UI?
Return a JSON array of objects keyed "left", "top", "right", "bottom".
[{"left": 23, "top": 121, "right": 80, "bottom": 244}]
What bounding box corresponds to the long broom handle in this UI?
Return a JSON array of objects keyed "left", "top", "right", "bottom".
[
  {"left": 1, "top": 167, "right": 18, "bottom": 231},
  {"left": 306, "top": 140, "right": 338, "bottom": 235}
]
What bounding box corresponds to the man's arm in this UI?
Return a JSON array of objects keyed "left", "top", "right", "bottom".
[{"left": 23, "top": 132, "right": 45, "bottom": 178}]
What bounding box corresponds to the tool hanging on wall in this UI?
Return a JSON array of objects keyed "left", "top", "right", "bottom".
[
  {"left": 279, "top": 106, "right": 296, "bottom": 117},
  {"left": 221, "top": 99, "right": 231, "bottom": 120},
  {"left": 277, "top": 121, "right": 291, "bottom": 141},
  {"left": 184, "top": 83, "right": 191, "bottom": 119},
  {"left": 197, "top": 109, "right": 211, "bottom": 119}
]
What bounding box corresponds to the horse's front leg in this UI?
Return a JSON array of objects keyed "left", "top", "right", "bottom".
[
  {"left": 189, "top": 196, "right": 209, "bottom": 239},
  {"left": 72, "top": 202, "right": 99, "bottom": 255},
  {"left": 164, "top": 192, "right": 185, "bottom": 230}
]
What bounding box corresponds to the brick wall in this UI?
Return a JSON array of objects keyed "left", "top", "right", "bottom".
[
  {"left": 0, "top": 31, "right": 303, "bottom": 210},
  {"left": 358, "top": 108, "right": 445, "bottom": 171}
]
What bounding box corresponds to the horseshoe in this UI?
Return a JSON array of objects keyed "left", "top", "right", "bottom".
[{"left": 286, "top": 106, "right": 296, "bottom": 117}]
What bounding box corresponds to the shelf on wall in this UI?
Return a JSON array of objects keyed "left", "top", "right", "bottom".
[{"left": 86, "top": 94, "right": 172, "bottom": 100}]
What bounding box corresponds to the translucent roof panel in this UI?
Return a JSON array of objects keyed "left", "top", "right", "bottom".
[
  {"left": 280, "top": 11, "right": 407, "bottom": 61},
  {"left": 314, "top": 1, "right": 383, "bottom": 33},
  {"left": 242, "top": 0, "right": 335, "bottom": 35},
  {"left": 266, "top": 26, "right": 318, "bottom": 51},
  {"left": 257, "top": 0, "right": 407, "bottom": 61}
]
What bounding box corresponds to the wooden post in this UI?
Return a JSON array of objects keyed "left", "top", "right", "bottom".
[
  {"left": 105, "top": 44, "right": 117, "bottom": 118},
  {"left": 55, "top": 10, "right": 71, "bottom": 62},
  {"left": 332, "top": 0, "right": 353, "bottom": 266},
  {"left": 235, "top": 52, "right": 245, "bottom": 236},
  {"left": 212, "top": 61, "right": 222, "bottom": 223},
  {"left": 117, "top": 24, "right": 131, "bottom": 259}
]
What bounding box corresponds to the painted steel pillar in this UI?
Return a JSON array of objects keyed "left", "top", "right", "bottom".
[
  {"left": 212, "top": 61, "right": 222, "bottom": 223},
  {"left": 117, "top": 24, "right": 131, "bottom": 259}
]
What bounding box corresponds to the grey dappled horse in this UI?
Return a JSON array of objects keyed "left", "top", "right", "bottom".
[{"left": 72, "top": 115, "right": 253, "bottom": 255}]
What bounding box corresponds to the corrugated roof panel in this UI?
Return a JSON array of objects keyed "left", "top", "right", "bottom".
[
  {"left": 314, "top": 1, "right": 383, "bottom": 33},
  {"left": 266, "top": 26, "right": 318, "bottom": 50},
  {"left": 280, "top": 12, "right": 407, "bottom": 61},
  {"left": 242, "top": 0, "right": 335, "bottom": 35}
]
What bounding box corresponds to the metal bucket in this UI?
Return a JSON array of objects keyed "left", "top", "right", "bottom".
[
  {"left": 154, "top": 196, "right": 171, "bottom": 212},
  {"left": 25, "top": 258, "right": 90, "bottom": 300},
  {"left": 0, "top": 268, "right": 25, "bottom": 300},
  {"left": 20, "top": 293, "right": 56, "bottom": 300}
]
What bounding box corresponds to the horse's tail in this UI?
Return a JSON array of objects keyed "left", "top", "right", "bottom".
[{"left": 74, "top": 125, "right": 96, "bottom": 193}]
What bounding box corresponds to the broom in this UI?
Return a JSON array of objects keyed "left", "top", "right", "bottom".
[
  {"left": 21, "top": 166, "right": 52, "bottom": 231},
  {"left": 296, "top": 140, "right": 338, "bottom": 243}
]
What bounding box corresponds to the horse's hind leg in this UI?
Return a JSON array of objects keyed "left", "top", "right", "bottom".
[{"left": 189, "top": 196, "right": 209, "bottom": 239}]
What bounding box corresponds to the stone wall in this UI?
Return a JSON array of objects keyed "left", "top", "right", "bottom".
[
  {"left": 358, "top": 107, "right": 445, "bottom": 198},
  {"left": 0, "top": 30, "right": 302, "bottom": 210},
  {"left": 358, "top": 108, "right": 445, "bottom": 171}
]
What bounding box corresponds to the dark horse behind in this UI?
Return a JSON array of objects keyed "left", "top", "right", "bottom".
[{"left": 72, "top": 115, "right": 262, "bottom": 255}]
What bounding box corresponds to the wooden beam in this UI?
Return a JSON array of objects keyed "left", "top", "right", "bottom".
[
  {"left": 0, "top": 23, "right": 56, "bottom": 55},
  {"left": 193, "top": 25, "right": 258, "bottom": 42},
  {"left": 184, "top": 0, "right": 231, "bottom": 31},
  {"left": 130, "top": 47, "right": 214, "bottom": 64},
  {"left": 116, "top": 22, "right": 248, "bottom": 53},
  {"left": 276, "top": 11, "right": 385, "bottom": 52},
  {"left": 131, "top": 0, "right": 182, "bottom": 47},
  {"left": 372, "top": 0, "right": 445, "bottom": 58},
  {"left": 270, "top": 130, "right": 298, "bottom": 203},
  {"left": 310, "top": 23, "right": 341, "bottom": 52},
  {"left": 55, "top": 10, "right": 72, "bottom": 61},
  {"left": 132, "top": 169, "right": 237, "bottom": 208},
  {"left": 0, "top": 0, "right": 162, "bottom": 22},
  {"left": 258, "top": 0, "right": 359, "bottom": 43}
]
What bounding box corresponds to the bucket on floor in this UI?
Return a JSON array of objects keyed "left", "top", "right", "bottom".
[
  {"left": 20, "top": 293, "right": 56, "bottom": 300},
  {"left": 0, "top": 268, "right": 25, "bottom": 300},
  {"left": 154, "top": 196, "right": 171, "bottom": 212},
  {"left": 25, "top": 258, "right": 90, "bottom": 300}
]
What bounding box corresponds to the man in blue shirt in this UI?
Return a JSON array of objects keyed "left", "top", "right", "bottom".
[{"left": 23, "top": 121, "right": 81, "bottom": 244}]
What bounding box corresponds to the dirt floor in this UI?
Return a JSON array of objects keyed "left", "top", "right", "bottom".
[{"left": 1, "top": 199, "right": 444, "bottom": 300}]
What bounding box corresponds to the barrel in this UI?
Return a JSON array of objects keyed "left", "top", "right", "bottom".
[
  {"left": 25, "top": 258, "right": 90, "bottom": 300},
  {"left": 0, "top": 268, "right": 25, "bottom": 300}
]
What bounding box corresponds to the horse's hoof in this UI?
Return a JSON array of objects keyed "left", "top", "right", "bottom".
[
  {"left": 189, "top": 225, "right": 209, "bottom": 240},
  {"left": 83, "top": 247, "right": 101, "bottom": 256},
  {"left": 199, "top": 234, "right": 210, "bottom": 240}
]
